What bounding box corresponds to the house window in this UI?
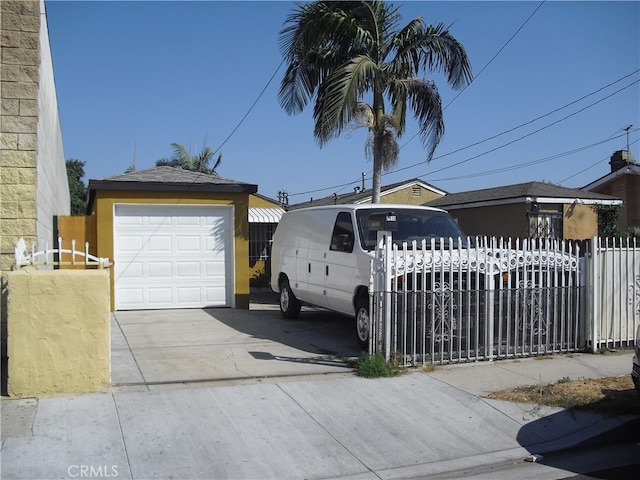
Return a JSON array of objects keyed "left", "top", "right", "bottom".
[
  {"left": 528, "top": 212, "right": 563, "bottom": 239},
  {"left": 249, "top": 223, "right": 277, "bottom": 263},
  {"left": 412, "top": 187, "right": 421, "bottom": 197}
]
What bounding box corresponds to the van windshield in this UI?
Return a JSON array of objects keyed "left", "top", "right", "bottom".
[{"left": 355, "top": 208, "right": 467, "bottom": 251}]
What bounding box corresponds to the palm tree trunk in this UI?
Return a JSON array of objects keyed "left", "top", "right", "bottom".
[{"left": 372, "top": 154, "right": 382, "bottom": 204}]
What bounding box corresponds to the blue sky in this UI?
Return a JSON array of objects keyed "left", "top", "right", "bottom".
[{"left": 45, "top": 1, "right": 639, "bottom": 204}]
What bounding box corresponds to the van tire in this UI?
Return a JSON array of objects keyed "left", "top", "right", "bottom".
[
  {"left": 355, "top": 298, "right": 370, "bottom": 350},
  {"left": 279, "top": 281, "right": 301, "bottom": 319}
]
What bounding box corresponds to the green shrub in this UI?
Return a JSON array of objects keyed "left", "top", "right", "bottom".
[{"left": 356, "top": 354, "right": 398, "bottom": 378}]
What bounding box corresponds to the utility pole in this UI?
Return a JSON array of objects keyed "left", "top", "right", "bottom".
[
  {"left": 278, "top": 191, "right": 289, "bottom": 208},
  {"left": 624, "top": 125, "right": 633, "bottom": 152}
]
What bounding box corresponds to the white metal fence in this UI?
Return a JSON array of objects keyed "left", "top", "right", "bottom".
[
  {"left": 369, "top": 235, "right": 584, "bottom": 366},
  {"left": 586, "top": 237, "right": 639, "bottom": 351},
  {"left": 14, "top": 237, "right": 112, "bottom": 269}
]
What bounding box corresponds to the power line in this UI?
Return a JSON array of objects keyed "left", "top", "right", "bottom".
[
  {"left": 391, "top": 78, "right": 639, "bottom": 179},
  {"left": 401, "top": 0, "right": 547, "bottom": 149},
  {"left": 425, "top": 131, "right": 638, "bottom": 183},
  {"left": 558, "top": 137, "right": 639, "bottom": 184},
  {"left": 415, "top": 69, "right": 640, "bottom": 162},
  {"left": 211, "top": 58, "right": 285, "bottom": 156},
  {"left": 288, "top": 74, "right": 639, "bottom": 198}
]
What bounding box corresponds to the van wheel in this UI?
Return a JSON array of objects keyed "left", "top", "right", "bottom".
[
  {"left": 355, "top": 299, "right": 370, "bottom": 350},
  {"left": 279, "top": 281, "right": 301, "bottom": 319}
]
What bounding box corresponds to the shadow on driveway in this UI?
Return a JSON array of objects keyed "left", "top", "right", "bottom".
[{"left": 111, "top": 290, "right": 361, "bottom": 388}]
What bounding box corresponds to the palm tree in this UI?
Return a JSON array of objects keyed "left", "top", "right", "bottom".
[
  {"left": 279, "top": 1, "right": 472, "bottom": 203},
  {"left": 156, "top": 143, "right": 222, "bottom": 176}
]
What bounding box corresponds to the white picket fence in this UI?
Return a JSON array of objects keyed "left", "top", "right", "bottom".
[{"left": 369, "top": 235, "right": 638, "bottom": 366}]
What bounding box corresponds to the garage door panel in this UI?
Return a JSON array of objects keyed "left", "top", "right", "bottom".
[
  {"left": 119, "top": 235, "right": 144, "bottom": 251},
  {"left": 148, "top": 215, "right": 170, "bottom": 226},
  {"left": 114, "top": 204, "right": 233, "bottom": 310},
  {"left": 205, "top": 261, "right": 226, "bottom": 276},
  {"left": 148, "top": 262, "right": 172, "bottom": 278},
  {"left": 120, "top": 262, "right": 144, "bottom": 278},
  {"left": 148, "top": 236, "right": 172, "bottom": 252},
  {"left": 176, "top": 261, "right": 201, "bottom": 278},
  {"left": 176, "top": 235, "right": 201, "bottom": 252},
  {"left": 177, "top": 215, "right": 201, "bottom": 226},
  {"left": 148, "top": 288, "right": 174, "bottom": 306},
  {"left": 118, "top": 215, "right": 144, "bottom": 226},
  {"left": 177, "top": 287, "right": 201, "bottom": 303},
  {"left": 118, "top": 288, "right": 144, "bottom": 307}
]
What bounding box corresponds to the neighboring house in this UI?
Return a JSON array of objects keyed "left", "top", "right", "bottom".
[
  {"left": 290, "top": 178, "right": 446, "bottom": 209},
  {"left": 426, "top": 181, "right": 622, "bottom": 240},
  {"left": 86, "top": 167, "right": 258, "bottom": 311},
  {"left": 582, "top": 149, "right": 640, "bottom": 234},
  {"left": 1, "top": 0, "right": 70, "bottom": 366},
  {"left": 248, "top": 193, "right": 284, "bottom": 280}
]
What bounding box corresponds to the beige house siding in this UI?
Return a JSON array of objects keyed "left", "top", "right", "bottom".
[{"left": 378, "top": 185, "right": 443, "bottom": 205}]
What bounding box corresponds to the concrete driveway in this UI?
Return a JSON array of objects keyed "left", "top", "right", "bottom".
[{"left": 111, "top": 290, "right": 361, "bottom": 389}]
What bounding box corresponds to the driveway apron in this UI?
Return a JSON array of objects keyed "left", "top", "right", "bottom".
[{"left": 110, "top": 291, "right": 361, "bottom": 388}]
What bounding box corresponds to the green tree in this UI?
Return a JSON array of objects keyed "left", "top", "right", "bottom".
[
  {"left": 596, "top": 204, "right": 623, "bottom": 238},
  {"left": 156, "top": 142, "right": 222, "bottom": 176},
  {"left": 278, "top": 0, "right": 472, "bottom": 203},
  {"left": 66, "top": 159, "right": 87, "bottom": 215}
]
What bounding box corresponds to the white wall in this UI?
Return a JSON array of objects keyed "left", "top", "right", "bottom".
[{"left": 36, "top": 0, "right": 70, "bottom": 247}]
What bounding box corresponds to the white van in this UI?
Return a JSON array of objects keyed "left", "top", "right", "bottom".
[{"left": 270, "top": 204, "right": 466, "bottom": 348}]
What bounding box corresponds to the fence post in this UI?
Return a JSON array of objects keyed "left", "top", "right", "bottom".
[
  {"left": 377, "top": 230, "right": 393, "bottom": 362},
  {"left": 485, "top": 237, "right": 496, "bottom": 361},
  {"left": 589, "top": 237, "right": 599, "bottom": 353}
]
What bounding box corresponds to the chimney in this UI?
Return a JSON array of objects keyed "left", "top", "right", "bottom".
[{"left": 609, "top": 150, "right": 636, "bottom": 172}]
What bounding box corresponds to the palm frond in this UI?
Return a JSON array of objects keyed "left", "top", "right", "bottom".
[
  {"left": 418, "top": 23, "right": 473, "bottom": 90},
  {"left": 406, "top": 78, "right": 444, "bottom": 161},
  {"left": 313, "top": 55, "right": 378, "bottom": 145}
]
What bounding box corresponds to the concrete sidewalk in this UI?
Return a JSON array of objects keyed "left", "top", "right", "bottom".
[{"left": 2, "top": 351, "right": 636, "bottom": 479}]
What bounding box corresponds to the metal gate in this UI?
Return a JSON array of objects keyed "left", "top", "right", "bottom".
[
  {"left": 586, "top": 237, "right": 639, "bottom": 351},
  {"left": 369, "top": 235, "right": 583, "bottom": 366}
]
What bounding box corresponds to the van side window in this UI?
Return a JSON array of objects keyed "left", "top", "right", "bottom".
[{"left": 330, "top": 212, "right": 354, "bottom": 253}]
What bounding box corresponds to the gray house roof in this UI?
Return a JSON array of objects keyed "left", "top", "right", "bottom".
[
  {"left": 290, "top": 178, "right": 447, "bottom": 209},
  {"left": 87, "top": 167, "right": 258, "bottom": 211},
  {"left": 89, "top": 166, "right": 257, "bottom": 193},
  {"left": 426, "top": 181, "right": 621, "bottom": 209}
]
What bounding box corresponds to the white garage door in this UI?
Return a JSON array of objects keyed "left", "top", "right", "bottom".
[{"left": 114, "top": 204, "right": 233, "bottom": 310}]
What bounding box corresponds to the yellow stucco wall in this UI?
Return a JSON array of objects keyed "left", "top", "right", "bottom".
[
  {"left": 90, "top": 190, "right": 251, "bottom": 310},
  {"left": 7, "top": 269, "right": 110, "bottom": 397},
  {"left": 563, "top": 203, "right": 598, "bottom": 240},
  {"left": 249, "top": 195, "right": 280, "bottom": 209}
]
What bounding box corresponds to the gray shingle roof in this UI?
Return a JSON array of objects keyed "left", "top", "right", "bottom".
[
  {"left": 426, "top": 181, "right": 621, "bottom": 208},
  {"left": 88, "top": 166, "right": 257, "bottom": 193}
]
